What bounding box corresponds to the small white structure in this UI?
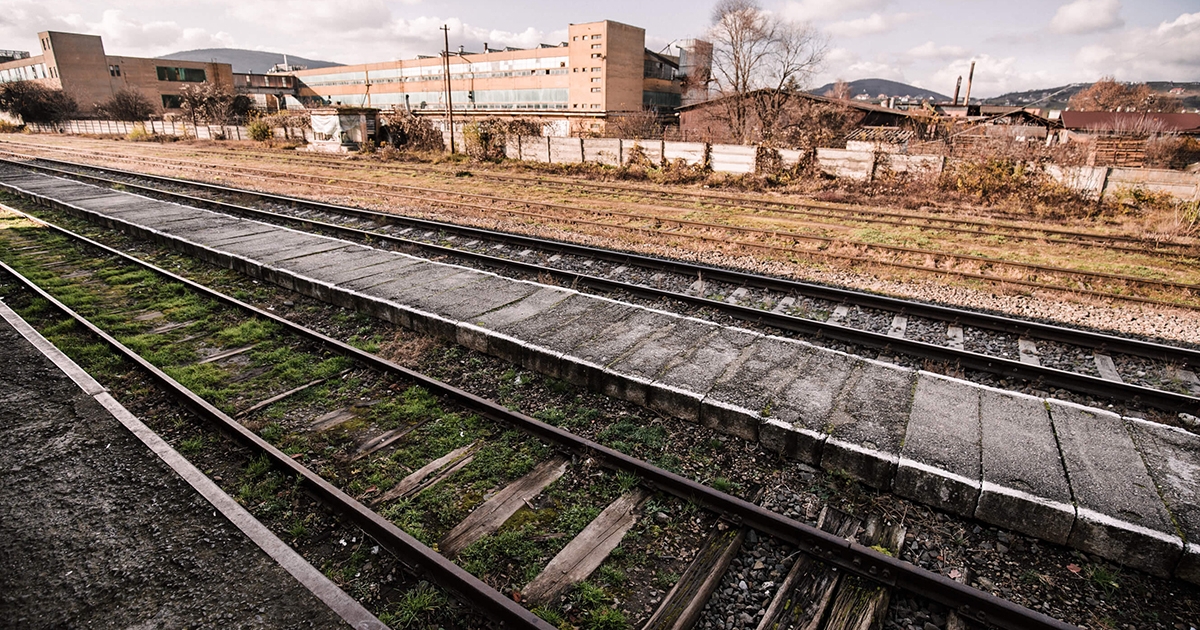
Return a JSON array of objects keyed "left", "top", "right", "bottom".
[{"left": 307, "top": 107, "right": 379, "bottom": 152}]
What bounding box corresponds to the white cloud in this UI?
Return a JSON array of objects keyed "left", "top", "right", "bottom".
[
  {"left": 1050, "top": 0, "right": 1123, "bottom": 34},
  {"left": 927, "top": 54, "right": 1057, "bottom": 98},
  {"left": 1072, "top": 11, "right": 1200, "bottom": 81},
  {"left": 782, "top": 0, "right": 890, "bottom": 22},
  {"left": 825, "top": 12, "right": 912, "bottom": 38},
  {"left": 86, "top": 10, "right": 234, "bottom": 53},
  {"left": 906, "top": 41, "right": 969, "bottom": 59}
]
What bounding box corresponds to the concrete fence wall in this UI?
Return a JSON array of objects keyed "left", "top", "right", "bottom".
[
  {"left": 27, "top": 119, "right": 311, "bottom": 141},
  {"left": 25, "top": 122, "right": 1199, "bottom": 202}
]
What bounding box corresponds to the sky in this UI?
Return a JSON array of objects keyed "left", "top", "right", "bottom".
[{"left": 1, "top": 0, "right": 1197, "bottom": 98}]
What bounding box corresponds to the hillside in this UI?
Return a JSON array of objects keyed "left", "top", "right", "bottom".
[
  {"left": 157, "top": 48, "right": 342, "bottom": 74},
  {"left": 984, "top": 81, "right": 1200, "bottom": 111},
  {"left": 811, "top": 78, "right": 949, "bottom": 103}
]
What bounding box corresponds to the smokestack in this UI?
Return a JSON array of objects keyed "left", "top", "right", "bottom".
[
  {"left": 953, "top": 76, "right": 962, "bottom": 105},
  {"left": 458, "top": 44, "right": 464, "bottom": 54},
  {"left": 964, "top": 61, "right": 975, "bottom": 108},
  {"left": 484, "top": 42, "right": 488, "bottom": 52}
]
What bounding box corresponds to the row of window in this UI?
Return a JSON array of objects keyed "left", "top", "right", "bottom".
[
  {"left": 571, "top": 34, "right": 603, "bottom": 41},
  {"left": 156, "top": 66, "right": 206, "bottom": 82},
  {"left": 571, "top": 104, "right": 603, "bottom": 109},
  {"left": 0, "top": 62, "right": 48, "bottom": 83},
  {"left": 108, "top": 64, "right": 120, "bottom": 77},
  {"left": 303, "top": 67, "right": 570, "bottom": 88},
  {"left": 571, "top": 67, "right": 602, "bottom": 73},
  {"left": 40, "top": 37, "right": 51, "bottom": 51}
]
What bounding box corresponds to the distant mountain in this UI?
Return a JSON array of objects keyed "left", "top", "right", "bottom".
[
  {"left": 983, "top": 81, "right": 1200, "bottom": 111},
  {"left": 157, "top": 48, "right": 343, "bottom": 74},
  {"left": 811, "top": 78, "right": 949, "bottom": 103}
]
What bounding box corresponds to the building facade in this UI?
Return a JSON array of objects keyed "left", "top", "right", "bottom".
[
  {"left": 0, "top": 31, "right": 233, "bottom": 115},
  {"left": 288, "top": 20, "right": 705, "bottom": 135}
]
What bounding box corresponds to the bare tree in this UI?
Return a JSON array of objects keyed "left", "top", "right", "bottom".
[
  {"left": 824, "top": 79, "right": 851, "bottom": 100},
  {"left": 1069, "top": 77, "right": 1183, "bottom": 113},
  {"left": 95, "top": 88, "right": 155, "bottom": 121},
  {"left": 708, "top": 0, "right": 826, "bottom": 144},
  {"left": 0, "top": 80, "right": 77, "bottom": 124},
  {"left": 178, "top": 82, "right": 255, "bottom": 131}
]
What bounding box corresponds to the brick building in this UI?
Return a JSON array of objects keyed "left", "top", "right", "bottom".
[{"left": 0, "top": 31, "right": 233, "bottom": 115}]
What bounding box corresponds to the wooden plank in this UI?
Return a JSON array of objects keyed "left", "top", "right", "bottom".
[
  {"left": 236, "top": 369, "right": 351, "bottom": 419},
  {"left": 641, "top": 522, "right": 746, "bottom": 630},
  {"left": 820, "top": 514, "right": 906, "bottom": 630},
  {"left": 523, "top": 489, "right": 649, "bottom": 605},
  {"left": 755, "top": 506, "right": 860, "bottom": 630},
  {"left": 309, "top": 408, "right": 357, "bottom": 432},
  {"left": 440, "top": 456, "right": 569, "bottom": 558},
  {"left": 351, "top": 418, "right": 431, "bottom": 462},
  {"left": 197, "top": 343, "right": 258, "bottom": 364},
  {"left": 373, "top": 442, "right": 479, "bottom": 505}
]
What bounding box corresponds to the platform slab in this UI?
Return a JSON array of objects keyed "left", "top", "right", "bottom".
[{"left": 894, "top": 373, "right": 982, "bottom": 517}]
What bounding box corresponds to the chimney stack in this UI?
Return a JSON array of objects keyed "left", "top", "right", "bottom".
[
  {"left": 953, "top": 76, "right": 962, "bottom": 105},
  {"left": 964, "top": 61, "right": 975, "bottom": 108},
  {"left": 484, "top": 42, "right": 488, "bottom": 52}
]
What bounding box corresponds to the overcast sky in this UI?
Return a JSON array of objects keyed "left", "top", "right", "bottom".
[{"left": 2, "top": 0, "right": 1197, "bottom": 97}]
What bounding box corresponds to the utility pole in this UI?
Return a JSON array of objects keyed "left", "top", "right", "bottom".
[{"left": 441, "top": 24, "right": 456, "bottom": 154}]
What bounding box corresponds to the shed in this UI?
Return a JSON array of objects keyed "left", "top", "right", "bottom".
[{"left": 307, "top": 107, "right": 380, "bottom": 152}]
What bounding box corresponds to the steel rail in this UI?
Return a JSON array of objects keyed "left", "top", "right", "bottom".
[
  {"left": 3, "top": 158, "right": 1198, "bottom": 413},
  {"left": 3, "top": 148, "right": 1196, "bottom": 298},
  {"left": 0, "top": 211, "right": 1077, "bottom": 630},
  {"left": 14, "top": 139, "right": 1191, "bottom": 256},
  {"left": 3, "top": 155, "right": 1198, "bottom": 362},
  {"left": 0, "top": 259, "right": 553, "bottom": 630}
]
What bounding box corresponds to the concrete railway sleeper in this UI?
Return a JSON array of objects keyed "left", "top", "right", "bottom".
[
  {"left": 1, "top": 148, "right": 1196, "bottom": 308},
  {"left": 2, "top": 158, "right": 1196, "bottom": 418},
  {"left": 0, "top": 199, "right": 1078, "bottom": 629}
]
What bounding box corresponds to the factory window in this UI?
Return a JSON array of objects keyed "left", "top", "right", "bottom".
[
  {"left": 591, "top": 44, "right": 601, "bottom": 49},
  {"left": 592, "top": 67, "right": 600, "bottom": 72},
  {"left": 49, "top": 67, "right": 56, "bottom": 78},
  {"left": 156, "top": 66, "right": 206, "bottom": 82},
  {"left": 108, "top": 64, "right": 120, "bottom": 77},
  {"left": 591, "top": 77, "right": 601, "bottom": 82},
  {"left": 590, "top": 104, "right": 600, "bottom": 109},
  {"left": 572, "top": 36, "right": 579, "bottom": 41},
  {"left": 590, "top": 87, "right": 601, "bottom": 92},
  {"left": 591, "top": 34, "right": 602, "bottom": 39},
  {"left": 591, "top": 53, "right": 601, "bottom": 58},
  {"left": 161, "top": 94, "right": 182, "bottom": 108},
  {"left": 41, "top": 38, "right": 50, "bottom": 51}
]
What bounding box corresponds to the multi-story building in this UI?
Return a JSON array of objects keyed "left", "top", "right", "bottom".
[
  {"left": 0, "top": 31, "right": 233, "bottom": 115},
  {"left": 2, "top": 22, "right": 708, "bottom": 135},
  {"left": 288, "top": 20, "right": 708, "bottom": 135}
]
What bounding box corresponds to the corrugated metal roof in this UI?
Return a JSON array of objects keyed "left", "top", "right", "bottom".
[{"left": 1060, "top": 111, "right": 1200, "bottom": 133}]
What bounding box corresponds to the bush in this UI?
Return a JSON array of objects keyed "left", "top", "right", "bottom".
[
  {"left": 0, "top": 120, "right": 20, "bottom": 133},
  {"left": 384, "top": 113, "right": 444, "bottom": 152},
  {"left": 247, "top": 118, "right": 273, "bottom": 142},
  {"left": 461, "top": 117, "right": 541, "bottom": 160},
  {"left": 0, "top": 80, "right": 77, "bottom": 123},
  {"left": 127, "top": 125, "right": 154, "bottom": 142},
  {"left": 96, "top": 88, "right": 155, "bottom": 121}
]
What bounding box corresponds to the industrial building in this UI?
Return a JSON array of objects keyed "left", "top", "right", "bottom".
[
  {"left": 1, "top": 21, "right": 708, "bottom": 135},
  {"left": 286, "top": 20, "right": 710, "bottom": 135},
  {"left": 0, "top": 31, "right": 233, "bottom": 115}
]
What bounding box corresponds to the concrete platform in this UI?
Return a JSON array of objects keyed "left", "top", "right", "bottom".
[
  {"left": 0, "top": 300, "right": 381, "bottom": 628},
  {"left": 4, "top": 167, "right": 1196, "bottom": 584}
]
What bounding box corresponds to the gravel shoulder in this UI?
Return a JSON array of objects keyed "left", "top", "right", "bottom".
[{"left": 0, "top": 307, "right": 351, "bottom": 629}]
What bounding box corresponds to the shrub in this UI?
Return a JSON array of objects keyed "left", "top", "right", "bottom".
[
  {"left": 127, "top": 125, "right": 154, "bottom": 142},
  {"left": 96, "top": 88, "right": 155, "bottom": 121},
  {"left": 461, "top": 117, "right": 541, "bottom": 160},
  {"left": 0, "top": 80, "right": 77, "bottom": 123},
  {"left": 247, "top": 118, "right": 273, "bottom": 142},
  {"left": 384, "top": 113, "right": 444, "bottom": 152},
  {"left": 0, "top": 120, "right": 20, "bottom": 133}
]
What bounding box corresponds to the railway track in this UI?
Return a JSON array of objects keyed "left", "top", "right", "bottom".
[
  {"left": 0, "top": 201, "right": 1080, "bottom": 629},
  {"left": 2, "top": 157, "right": 1197, "bottom": 418},
  {"left": 1, "top": 141, "right": 1197, "bottom": 309},
  {"left": 9, "top": 137, "right": 1195, "bottom": 258}
]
